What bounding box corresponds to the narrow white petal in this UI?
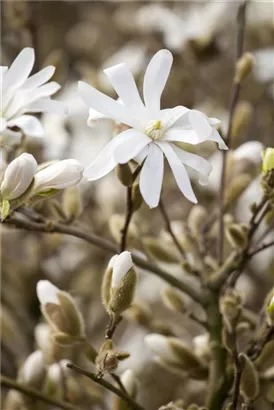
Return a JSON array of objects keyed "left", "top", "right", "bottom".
[
  {"left": 114, "top": 131, "right": 151, "bottom": 164},
  {"left": 83, "top": 130, "right": 132, "bottom": 181},
  {"left": 7, "top": 115, "right": 44, "bottom": 137},
  {"left": 3, "top": 48, "right": 35, "bottom": 93},
  {"left": 21, "top": 66, "right": 55, "bottom": 90},
  {"left": 164, "top": 128, "right": 228, "bottom": 150},
  {"left": 208, "top": 117, "right": 221, "bottom": 126},
  {"left": 143, "top": 49, "right": 173, "bottom": 113},
  {"left": 26, "top": 99, "right": 67, "bottom": 115},
  {"left": 171, "top": 144, "right": 213, "bottom": 185},
  {"left": 36, "top": 280, "right": 60, "bottom": 305},
  {"left": 160, "top": 106, "right": 189, "bottom": 129},
  {"left": 24, "top": 82, "right": 61, "bottom": 105},
  {"left": 189, "top": 110, "right": 212, "bottom": 139},
  {"left": 112, "top": 251, "right": 133, "bottom": 287},
  {"left": 139, "top": 143, "right": 164, "bottom": 208},
  {"left": 78, "top": 81, "right": 136, "bottom": 128},
  {"left": 104, "top": 63, "right": 145, "bottom": 115},
  {"left": 157, "top": 142, "right": 197, "bottom": 204},
  {"left": 134, "top": 145, "right": 149, "bottom": 164}
]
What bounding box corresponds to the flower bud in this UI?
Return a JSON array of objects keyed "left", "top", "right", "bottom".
[
  {"left": 188, "top": 205, "right": 207, "bottom": 238},
  {"left": 230, "top": 101, "right": 253, "bottom": 145},
  {"left": 132, "top": 182, "right": 143, "bottom": 212},
  {"left": 224, "top": 174, "right": 252, "bottom": 205},
  {"left": 193, "top": 334, "right": 210, "bottom": 362},
  {"left": 101, "top": 255, "right": 117, "bottom": 311},
  {"left": 225, "top": 223, "right": 248, "bottom": 249},
  {"left": 239, "top": 353, "right": 259, "bottom": 400},
  {"left": 143, "top": 237, "right": 178, "bottom": 263},
  {"left": 95, "top": 340, "right": 129, "bottom": 376},
  {"left": 254, "top": 340, "right": 274, "bottom": 372},
  {"left": 235, "top": 52, "right": 255, "bottom": 83},
  {"left": 62, "top": 186, "right": 83, "bottom": 220},
  {"left": 36, "top": 280, "right": 85, "bottom": 343},
  {"left": 20, "top": 350, "right": 46, "bottom": 387},
  {"left": 116, "top": 163, "right": 133, "bottom": 186},
  {"left": 45, "top": 360, "right": 69, "bottom": 396},
  {"left": 1, "top": 153, "right": 37, "bottom": 200},
  {"left": 161, "top": 287, "right": 185, "bottom": 312},
  {"left": 107, "top": 252, "right": 137, "bottom": 316},
  {"left": 32, "top": 159, "right": 83, "bottom": 196},
  {"left": 262, "top": 148, "right": 274, "bottom": 174},
  {"left": 220, "top": 289, "right": 242, "bottom": 326}
]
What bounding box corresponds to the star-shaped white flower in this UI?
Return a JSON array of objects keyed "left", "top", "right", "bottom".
[
  {"left": 78, "top": 49, "right": 227, "bottom": 208},
  {"left": 0, "top": 48, "right": 66, "bottom": 147}
]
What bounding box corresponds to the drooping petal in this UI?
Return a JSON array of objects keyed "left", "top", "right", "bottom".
[
  {"left": 189, "top": 110, "right": 212, "bottom": 139},
  {"left": 114, "top": 130, "right": 151, "bottom": 164},
  {"left": 7, "top": 115, "right": 44, "bottom": 137},
  {"left": 21, "top": 66, "right": 55, "bottom": 90},
  {"left": 78, "top": 81, "right": 136, "bottom": 128},
  {"left": 171, "top": 143, "right": 213, "bottom": 185},
  {"left": 164, "top": 128, "right": 228, "bottom": 150},
  {"left": 83, "top": 129, "right": 133, "bottom": 181},
  {"left": 2, "top": 48, "right": 35, "bottom": 94},
  {"left": 157, "top": 141, "right": 197, "bottom": 204},
  {"left": 26, "top": 99, "right": 67, "bottom": 115},
  {"left": 139, "top": 143, "right": 164, "bottom": 208},
  {"left": 143, "top": 49, "right": 173, "bottom": 114},
  {"left": 104, "top": 63, "right": 145, "bottom": 116}
]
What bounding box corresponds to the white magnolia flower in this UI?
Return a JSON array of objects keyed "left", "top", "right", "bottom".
[
  {"left": 32, "top": 159, "right": 83, "bottom": 194},
  {"left": 79, "top": 49, "right": 227, "bottom": 208},
  {"left": 36, "top": 280, "right": 60, "bottom": 305},
  {"left": 110, "top": 251, "right": 134, "bottom": 288},
  {"left": 144, "top": 334, "right": 176, "bottom": 363},
  {"left": 1, "top": 47, "right": 66, "bottom": 146},
  {"left": 1, "top": 153, "right": 37, "bottom": 200},
  {"left": 21, "top": 350, "right": 45, "bottom": 384}
]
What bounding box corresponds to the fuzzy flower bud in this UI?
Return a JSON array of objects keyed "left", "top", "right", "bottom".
[
  {"left": 225, "top": 223, "right": 248, "bottom": 249},
  {"left": 220, "top": 289, "right": 243, "bottom": 327},
  {"left": 239, "top": 353, "right": 259, "bottom": 400},
  {"left": 62, "top": 185, "right": 83, "bottom": 220},
  {"left": 36, "top": 280, "right": 85, "bottom": 344},
  {"left": 95, "top": 340, "right": 129, "bottom": 376},
  {"left": 262, "top": 148, "right": 274, "bottom": 175},
  {"left": 266, "top": 294, "right": 274, "bottom": 326},
  {"left": 235, "top": 52, "right": 255, "bottom": 83},
  {"left": 20, "top": 350, "right": 45, "bottom": 387},
  {"left": 161, "top": 287, "right": 185, "bottom": 312},
  {"left": 32, "top": 159, "right": 83, "bottom": 196},
  {"left": 1, "top": 153, "right": 37, "bottom": 200}
]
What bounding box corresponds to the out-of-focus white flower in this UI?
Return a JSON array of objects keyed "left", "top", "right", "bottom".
[
  {"left": 47, "top": 360, "right": 70, "bottom": 383},
  {"left": 32, "top": 159, "right": 83, "bottom": 195},
  {"left": 0, "top": 48, "right": 66, "bottom": 146},
  {"left": 36, "top": 280, "right": 60, "bottom": 305},
  {"left": 111, "top": 251, "right": 134, "bottom": 288},
  {"left": 253, "top": 48, "right": 274, "bottom": 83},
  {"left": 144, "top": 334, "right": 176, "bottom": 363},
  {"left": 21, "top": 350, "right": 45, "bottom": 385},
  {"left": 193, "top": 333, "right": 210, "bottom": 359},
  {"left": 1, "top": 153, "right": 37, "bottom": 200},
  {"left": 121, "top": 369, "right": 137, "bottom": 397},
  {"left": 79, "top": 49, "right": 226, "bottom": 208}
]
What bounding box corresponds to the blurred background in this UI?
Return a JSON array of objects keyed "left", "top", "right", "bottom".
[{"left": 1, "top": 1, "right": 274, "bottom": 409}]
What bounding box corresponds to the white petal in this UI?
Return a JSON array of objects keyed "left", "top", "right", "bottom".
[
  {"left": 157, "top": 142, "right": 197, "bottom": 204},
  {"left": 26, "top": 99, "right": 67, "bottom": 115},
  {"left": 143, "top": 49, "right": 173, "bottom": 113},
  {"left": 208, "top": 117, "right": 221, "bottom": 126},
  {"left": 22, "top": 350, "right": 45, "bottom": 384},
  {"left": 104, "top": 63, "right": 145, "bottom": 115},
  {"left": 78, "top": 81, "right": 136, "bottom": 128},
  {"left": 139, "top": 143, "right": 164, "bottom": 208},
  {"left": 87, "top": 107, "right": 107, "bottom": 127},
  {"left": 83, "top": 130, "right": 132, "bottom": 181},
  {"left": 189, "top": 110, "right": 212, "bottom": 139},
  {"left": 3, "top": 48, "right": 35, "bottom": 94},
  {"left": 21, "top": 66, "right": 55, "bottom": 90},
  {"left": 171, "top": 144, "right": 213, "bottom": 185},
  {"left": 160, "top": 106, "right": 189, "bottom": 129},
  {"left": 36, "top": 280, "right": 60, "bottom": 305},
  {"left": 145, "top": 334, "right": 176, "bottom": 362},
  {"left": 120, "top": 370, "right": 136, "bottom": 396},
  {"left": 1, "top": 129, "right": 22, "bottom": 147},
  {"left": 24, "top": 82, "right": 61, "bottom": 105},
  {"left": 112, "top": 251, "right": 133, "bottom": 287},
  {"left": 7, "top": 115, "right": 44, "bottom": 137},
  {"left": 114, "top": 131, "right": 151, "bottom": 164},
  {"left": 134, "top": 145, "right": 149, "bottom": 164},
  {"left": 164, "top": 128, "right": 228, "bottom": 150}
]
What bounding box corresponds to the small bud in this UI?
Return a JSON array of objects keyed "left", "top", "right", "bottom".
[
  {"left": 188, "top": 205, "right": 207, "bottom": 237},
  {"left": 45, "top": 360, "right": 69, "bottom": 396},
  {"left": 143, "top": 237, "right": 178, "bottom": 263},
  {"left": 230, "top": 101, "right": 253, "bottom": 144},
  {"left": 95, "top": 340, "right": 129, "bottom": 375},
  {"left": 20, "top": 350, "right": 45, "bottom": 387},
  {"left": 254, "top": 340, "right": 274, "bottom": 372},
  {"left": 266, "top": 294, "right": 274, "bottom": 325},
  {"left": 62, "top": 186, "right": 83, "bottom": 220},
  {"left": 220, "top": 289, "right": 242, "bottom": 326},
  {"left": 239, "top": 353, "right": 259, "bottom": 400},
  {"left": 36, "top": 280, "right": 85, "bottom": 342},
  {"left": 161, "top": 287, "right": 184, "bottom": 312},
  {"left": 235, "top": 52, "right": 255, "bottom": 83},
  {"left": 132, "top": 182, "right": 143, "bottom": 211},
  {"left": 262, "top": 148, "right": 274, "bottom": 174},
  {"left": 101, "top": 255, "right": 116, "bottom": 310},
  {"left": 32, "top": 159, "right": 83, "bottom": 197},
  {"left": 1, "top": 153, "right": 37, "bottom": 200},
  {"left": 222, "top": 327, "right": 234, "bottom": 352},
  {"left": 116, "top": 163, "right": 133, "bottom": 186},
  {"left": 225, "top": 223, "right": 248, "bottom": 249},
  {"left": 224, "top": 174, "right": 252, "bottom": 205},
  {"left": 193, "top": 334, "right": 210, "bottom": 361}
]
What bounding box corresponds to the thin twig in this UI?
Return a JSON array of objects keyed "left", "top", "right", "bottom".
[
  {"left": 231, "top": 331, "right": 242, "bottom": 410},
  {"left": 67, "top": 363, "right": 146, "bottom": 410},
  {"left": 1, "top": 375, "right": 79, "bottom": 410},
  {"left": 120, "top": 185, "right": 134, "bottom": 252},
  {"left": 248, "top": 240, "right": 274, "bottom": 257},
  {"left": 4, "top": 213, "right": 203, "bottom": 304},
  {"left": 159, "top": 199, "right": 186, "bottom": 258},
  {"left": 218, "top": 0, "right": 248, "bottom": 265}
]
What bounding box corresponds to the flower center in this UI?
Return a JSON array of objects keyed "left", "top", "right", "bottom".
[{"left": 145, "top": 120, "right": 165, "bottom": 141}]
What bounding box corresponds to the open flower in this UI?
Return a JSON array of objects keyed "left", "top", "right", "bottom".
[
  {"left": 79, "top": 49, "right": 227, "bottom": 208},
  {"left": 32, "top": 159, "right": 83, "bottom": 195},
  {"left": 1, "top": 153, "right": 37, "bottom": 200},
  {"left": 1, "top": 48, "right": 66, "bottom": 146}
]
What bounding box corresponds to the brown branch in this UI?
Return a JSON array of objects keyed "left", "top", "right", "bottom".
[
  {"left": 248, "top": 240, "right": 274, "bottom": 257},
  {"left": 4, "top": 213, "right": 203, "bottom": 304},
  {"left": 1, "top": 375, "right": 79, "bottom": 410},
  {"left": 120, "top": 185, "right": 134, "bottom": 252},
  {"left": 218, "top": 0, "right": 248, "bottom": 265},
  {"left": 159, "top": 199, "right": 186, "bottom": 258},
  {"left": 67, "top": 363, "right": 146, "bottom": 410}
]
